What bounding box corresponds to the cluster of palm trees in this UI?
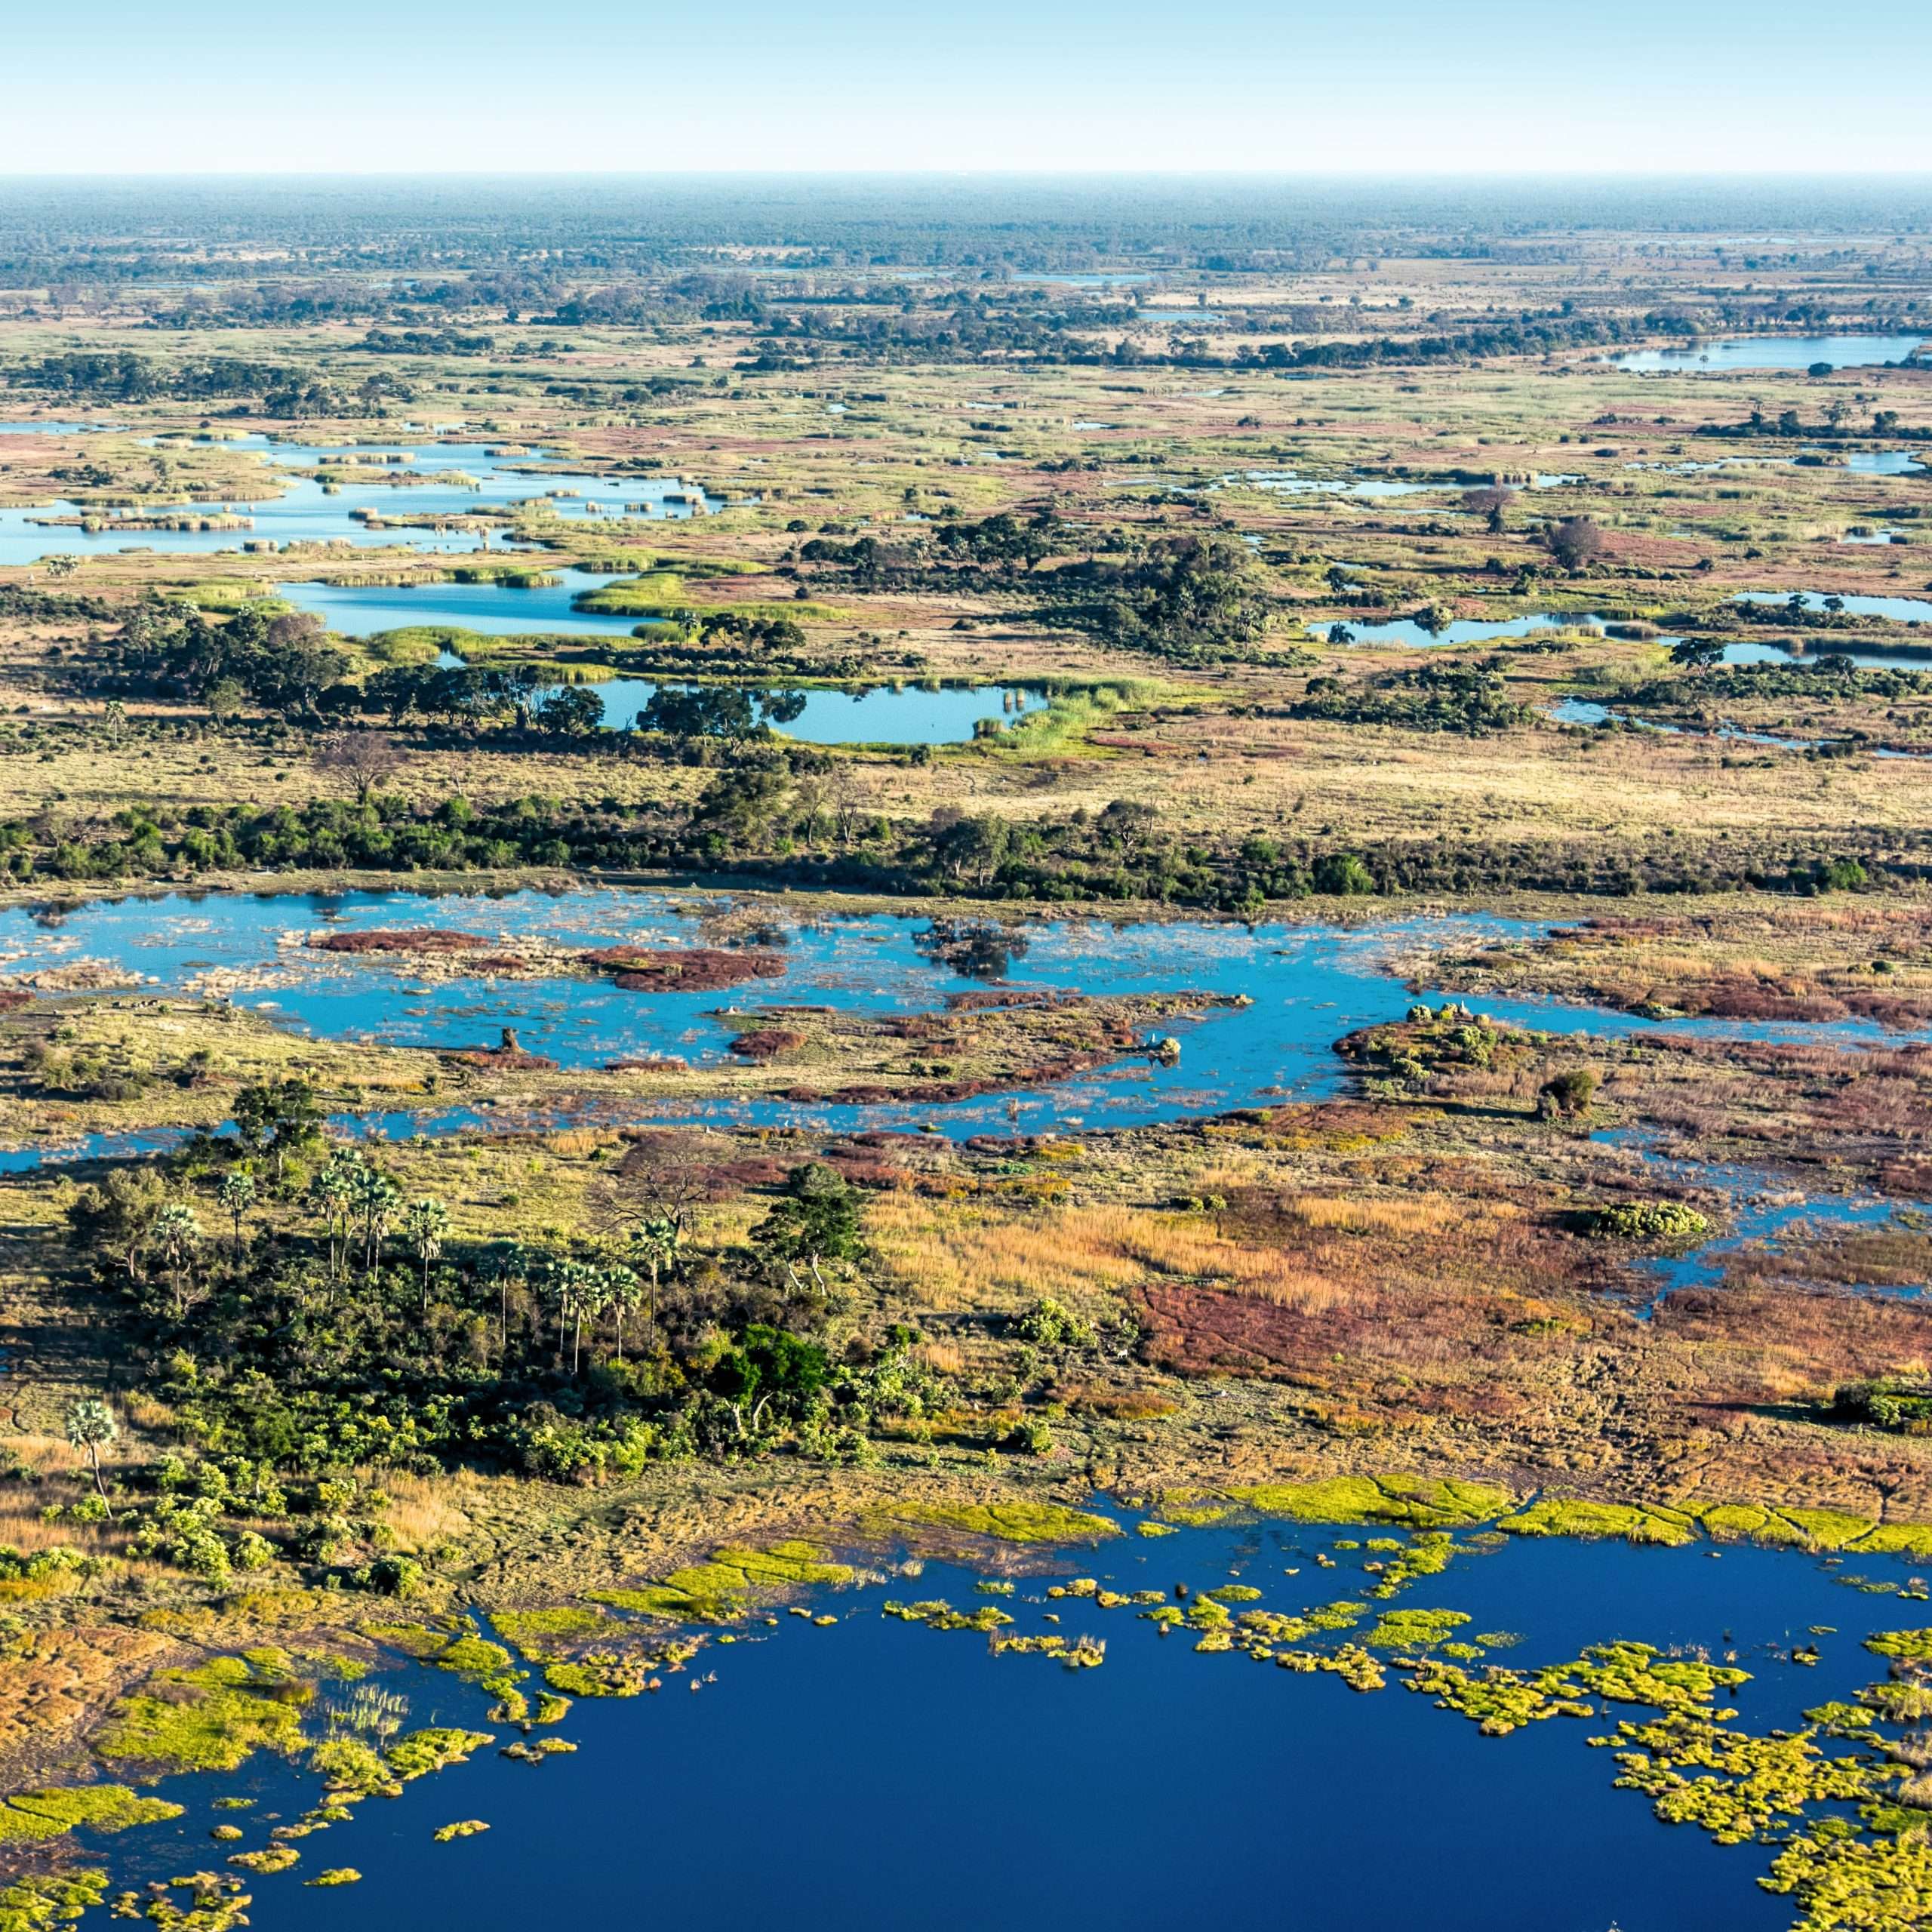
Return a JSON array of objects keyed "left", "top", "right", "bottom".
[
  {"left": 130, "top": 1141, "right": 695, "bottom": 1377},
  {"left": 303, "top": 1151, "right": 449, "bottom": 1308}
]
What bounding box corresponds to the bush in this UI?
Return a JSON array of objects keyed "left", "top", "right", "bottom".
[
  {"left": 1537, "top": 1069, "right": 1598, "bottom": 1119},
  {"left": 1578, "top": 1201, "right": 1711, "bottom": 1242}
]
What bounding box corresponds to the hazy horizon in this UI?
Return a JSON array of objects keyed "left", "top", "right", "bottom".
[{"left": 11, "top": 1, "right": 1931, "bottom": 177}]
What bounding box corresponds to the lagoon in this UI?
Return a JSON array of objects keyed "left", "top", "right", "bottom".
[
  {"left": 1614, "top": 333, "right": 1929, "bottom": 374},
  {"left": 63, "top": 1504, "right": 1930, "bottom": 1932}
]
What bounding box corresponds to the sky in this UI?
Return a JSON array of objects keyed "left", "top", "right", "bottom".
[{"left": 8, "top": 1, "right": 1931, "bottom": 177}]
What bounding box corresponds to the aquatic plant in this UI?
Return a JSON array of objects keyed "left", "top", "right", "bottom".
[
  {"left": 95, "top": 1654, "right": 309, "bottom": 1774},
  {"left": 1497, "top": 1498, "right": 1699, "bottom": 1546},
  {"left": 1760, "top": 1821, "right": 1932, "bottom": 1930},
  {"left": 1363, "top": 1608, "right": 1472, "bottom": 1651},
  {"left": 435, "top": 1820, "right": 490, "bottom": 1841},
  {"left": 0, "top": 1871, "right": 108, "bottom": 1932},
  {"left": 1604, "top": 1709, "right": 1900, "bottom": 1843},
  {"left": 0, "top": 1783, "right": 183, "bottom": 1844},
  {"left": 878, "top": 1500, "right": 1120, "bottom": 1546},
  {"left": 306, "top": 1869, "right": 361, "bottom": 1887},
  {"left": 1223, "top": 1475, "right": 1513, "bottom": 1530}
]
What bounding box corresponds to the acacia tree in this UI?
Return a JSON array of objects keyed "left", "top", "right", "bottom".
[
  {"left": 312, "top": 730, "right": 402, "bottom": 805},
  {"left": 1547, "top": 516, "right": 1606, "bottom": 572}
]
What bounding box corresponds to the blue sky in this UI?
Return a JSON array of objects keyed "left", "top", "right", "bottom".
[{"left": 9, "top": 1, "right": 1930, "bottom": 174}]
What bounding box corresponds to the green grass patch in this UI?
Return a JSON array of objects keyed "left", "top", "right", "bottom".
[{"left": 0, "top": 1785, "right": 183, "bottom": 1845}]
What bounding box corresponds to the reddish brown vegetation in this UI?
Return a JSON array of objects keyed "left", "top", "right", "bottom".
[{"left": 586, "top": 948, "right": 786, "bottom": 992}]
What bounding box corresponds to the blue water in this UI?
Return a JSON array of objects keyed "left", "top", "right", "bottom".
[
  {"left": 1720, "top": 638, "right": 1931, "bottom": 670},
  {"left": 66, "top": 1509, "right": 1927, "bottom": 1932},
  {"left": 281, "top": 568, "right": 671, "bottom": 641},
  {"left": 0, "top": 418, "right": 119, "bottom": 435},
  {"left": 8, "top": 892, "right": 1923, "bottom": 1148},
  {"left": 1324, "top": 611, "right": 1617, "bottom": 650},
  {"left": 1220, "top": 468, "right": 1438, "bottom": 500},
  {"left": 580, "top": 678, "right": 1048, "bottom": 743},
  {"left": 1844, "top": 450, "right": 1927, "bottom": 475},
  {"left": 1614, "top": 333, "right": 1930, "bottom": 374},
  {"left": 0, "top": 436, "right": 718, "bottom": 570},
  {"left": 1736, "top": 590, "right": 1932, "bottom": 626}
]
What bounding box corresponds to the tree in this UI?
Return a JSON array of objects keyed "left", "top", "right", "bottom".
[
  {"left": 1462, "top": 486, "right": 1516, "bottom": 535},
  {"left": 1546, "top": 517, "right": 1607, "bottom": 572},
  {"left": 346, "top": 1164, "right": 401, "bottom": 1275},
  {"left": 1669, "top": 638, "right": 1726, "bottom": 669},
  {"left": 401, "top": 1198, "right": 451, "bottom": 1313},
  {"left": 148, "top": 1201, "right": 203, "bottom": 1315},
  {"left": 63, "top": 1398, "right": 118, "bottom": 1511},
  {"left": 1537, "top": 1068, "right": 1598, "bottom": 1120},
  {"left": 307, "top": 1157, "right": 358, "bottom": 1282},
  {"left": 313, "top": 731, "right": 401, "bottom": 804},
  {"left": 624, "top": 1214, "right": 681, "bottom": 1341},
  {"left": 217, "top": 1171, "right": 256, "bottom": 1263},
  {"left": 710, "top": 1324, "right": 829, "bottom": 1442},
  {"left": 234, "top": 1078, "right": 323, "bottom": 1179},
  {"left": 534, "top": 686, "right": 605, "bottom": 737},
  {"left": 752, "top": 1164, "right": 865, "bottom": 1309}
]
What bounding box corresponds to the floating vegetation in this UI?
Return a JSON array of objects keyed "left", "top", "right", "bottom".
[
  {"left": 881, "top": 1598, "right": 1014, "bottom": 1633},
  {"left": 0, "top": 1871, "right": 109, "bottom": 1932},
  {"left": 1404, "top": 1658, "right": 1598, "bottom": 1736},
  {"left": 0, "top": 1784, "right": 183, "bottom": 1844},
  {"left": 1603, "top": 1709, "right": 1900, "bottom": 1843},
  {"left": 1760, "top": 1823, "right": 1932, "bottom": 1929},
  {"left": 306, "top": 1869, "right": 361, "bottom": 1887},
  {"left": 1363, "top": 1607, "right": 1472, "bottom": 1651},
  {"left": 114, "top": 1872, "right": 251, "bottom": 1930},
  {"left": 435, "top": 1820, "right": 491, "bottom": 1841},
  {"left": 226, "top": 1845, "right": 299, "bottom": 1875},
  {"left": 95, "top": 1653, "right": 309, "bottom": 1774},
  {"left": 989, "top": 1632, "right": 1106, "bottom": 1668},
  {"left": 875, "top": 1501, "right": 1121, "bottom": 1546}
]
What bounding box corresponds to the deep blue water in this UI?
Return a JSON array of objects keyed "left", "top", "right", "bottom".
[
  {"left": 69, "top": 1510, "right": 1928, "bottom": 1932},
  {"left": 1614, "top": 333, "right": 1930, "bottom": 374}
]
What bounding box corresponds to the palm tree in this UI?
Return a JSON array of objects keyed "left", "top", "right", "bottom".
[
  {"left": 217, "top": 1170, "right": 256, "bottom": 1263},
  {"left": 346, "top": 1164, "right": 401, "bottom": 1277},
  {"left": 306, "top": 1156, "right": 358, "bottom": 1282},
  {"left": 63, "top": 1397, "right": 117, "bottom": 1512},
  {"left": 478, "top": 1242, "right": 530, "bottom": 1361},
  {"left": 401, "top": 1198, "right": 451, "bottom": 1313},
  {"left": 626, "top": 1214, "right": 681, "bottom": 1340},
  {"left": 147, "top": 1202, "right": 202, "bottom": 1315},
  {"left": 601, "top": 1263, "right": 642, "bottom": 1362}
]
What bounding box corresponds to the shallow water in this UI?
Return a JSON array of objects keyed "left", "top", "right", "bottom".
[
  {"left": 67, "top": 1507, "right": 1930, "bottom": 1932},
  {"left": 0, "top": 436, "right": 716, "bottom": 571},
  {"left": 281, "top": 568, "right": 672, "bottom": 641},
  {"left": 1614, "top": 332, "right": 1930, "bottom": 373},
  {"left": 1326, "top": 611, "right": 1617, "bottom": 649},
  {"left": 569, "top": 678, "right": 1049, "bottom": 743},
  {"left": 1735, "top": 590, "right": 1932, "bottom": 626},
  {"left": 7, "top": 890, "right": 1921, "bottom": 1147}
]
